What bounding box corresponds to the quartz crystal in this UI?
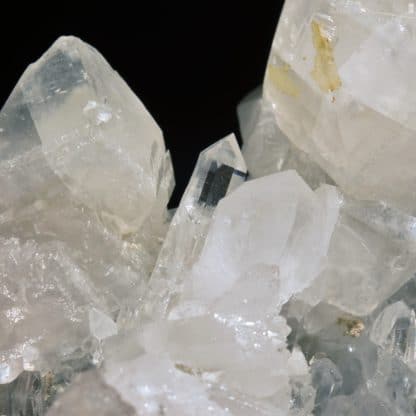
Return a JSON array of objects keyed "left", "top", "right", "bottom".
[
  {"left": 46, "top": 371, "right": 136, "bottom": 416},
  {"left": 140, "top": 171, "right": 331, "bottom": 413},
  {"left": 299, "top": 196, "right": 416, "bottom": 315},
  {"left": 0, "top": 36, "right": 173, "bottom": 386},
  {"left": 238, "top": 87, "right": 331, "bottom": 189},
  {"left": 145, "top": 134, "right": 247, "bottom": 320},
  {"left": 101, "top": 169, "right": 323, "bottom": 415},
  {"left": 264, "top": 0, "right": 416, "bottom": 214},
  {"left": 183, "top": 170, "right": 338, "bottom": 308},
  {"left": 5, "top": 1, "right": 416, "bottom": 414}
]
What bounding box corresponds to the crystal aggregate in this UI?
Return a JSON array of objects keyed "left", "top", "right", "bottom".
[{"left": 2, "top": 1, "right": 416, "bottom": 414}]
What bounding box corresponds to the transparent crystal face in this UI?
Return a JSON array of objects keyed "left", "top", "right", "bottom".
[
  {"left": 264, "top": 0, "right": 416, "bottom": 214},
  {"left": 4, "top": 2, "right": 416, "bottom": 414},
  {"left": 0, "top": 36, "right": 173, "bottom": 389},
  {"left": 145, "top": 134, "right": 247, "bottom": 320}
]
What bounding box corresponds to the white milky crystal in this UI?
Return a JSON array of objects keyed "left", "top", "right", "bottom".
[
  {"left": 299, "top": 196, "right": 416, "bottom": 315},
  {"left": 104, "top": 353, "right": 229, "bottom": 416},
  {"left": 0, "top": 36, "right": 173, "bottom": 386},
  {"left": 47, "top": 370, "right": 136, "bottom": 416},
  {"left": 99, "top": 169, "right": 325, "bottom": 415},
  {"left": 265, "top": 0, "right": 416, "bottom": 213},
  {"left": 6, "top": 2, "right": 416, "bottom": 413},
  {"left": 89, "top": 308, "right": 118, "bottom": 341},
  {"left": 186, "top": 170, "right": 339, "bottom": 306}
]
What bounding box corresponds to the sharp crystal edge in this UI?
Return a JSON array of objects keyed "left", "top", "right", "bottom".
[
  {"left": 264, "top": 0, "right": 416, "bottom": 214},
  {"left": 144, "top": 133, "right": 247, "bottom": 320},
  {"left": 238, "top": 87, "right": 332, "bottom": 190},
  {"left": 3, "top": 1, "right": 416, "bottom": 414},
  {"left": 0, "top": 35, "right": 173, "bottom": 393}
]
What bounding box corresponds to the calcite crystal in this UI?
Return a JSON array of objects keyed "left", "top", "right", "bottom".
[{"left": 4, "top": 1, "right": 416, "bottom": 415}]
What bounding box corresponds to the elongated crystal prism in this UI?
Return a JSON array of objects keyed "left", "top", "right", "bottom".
[
  {"left": 145, "top": 134, "right": 247, "bottom": 319},
  {"left": 0, "top": 36, "right": 173, "bottom": 385}
]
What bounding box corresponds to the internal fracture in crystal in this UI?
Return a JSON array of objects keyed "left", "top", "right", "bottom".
[
  {"left": 3, "top": 1, "right": 416, "bottom": 414},
  {"left": 0, "top": 36, "right": 173, "bottom": 386}
]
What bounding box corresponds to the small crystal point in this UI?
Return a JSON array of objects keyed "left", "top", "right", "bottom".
[{"left": 145, "top": 134, "right": 247, "bottom": 319}]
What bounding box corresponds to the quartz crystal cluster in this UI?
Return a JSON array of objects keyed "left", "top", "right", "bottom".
[{"left": 2, "top": 1, "right": 416, "bottom": 415}]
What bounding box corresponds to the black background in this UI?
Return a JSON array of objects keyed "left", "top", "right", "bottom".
[{"left": 0, "top": 3, "right": 283, "bottom": 207}]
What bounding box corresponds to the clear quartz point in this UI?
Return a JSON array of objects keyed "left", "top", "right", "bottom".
[
  {"left": 144, "top": 134, "right": 247, "bottom": 319},
  {"left": 0, "top": 36, "right": 173, "bottom": 387}
]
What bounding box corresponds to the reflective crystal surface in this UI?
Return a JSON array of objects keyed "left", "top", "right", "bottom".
[
  {"left": 299, "top": 195, "right": 416, "bottom": 315},
  {"left": 0, "top": 36, "right": 173, "bottom": 387},
  {"left": 46, "top": 371, "right": 136, "bottom": 416},
  {"left": 145, "top": 134, "right": 247, "bottom": 320},
  {"left": 5, "top": 2, "right": 416, "bottom": 414},
  {"left": 264, "top": 0, "right": 416, "bottom": 214},
  {"left": 238, "top": 87, "right": 331, "bottom": 189}
]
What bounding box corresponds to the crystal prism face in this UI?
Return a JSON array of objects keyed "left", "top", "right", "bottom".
[
  {"left": 145, "top": 134, "right": 247, "bottom": 320},
  {"left": 6, "top": 6, "right": 416, "bottom": 414},
  {"left": 299, "top": 196, "right": 416, "bottom": 315},
  {"left": 265, "top": 1, "right": 416, "bottom": 213},
  {"left": 47, "top": 371, "right": 136, "bottom": 416},
  {"left": 4, "top": 36, "right": 173, "bottom": 234},
  {"left": 238, "top": 87, "right": 332, "bottom": 189},
  {"left": 103, "top": 171, "right": 321, "bottom": 416},
  {"left": 186, "top": 170, "right": 339, "bottom": 306},
  {"left": 0, "top": 36, "right": 173, "bottom": 385}
]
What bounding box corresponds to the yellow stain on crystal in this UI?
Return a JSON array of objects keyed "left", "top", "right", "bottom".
[
  {"left": 267, "top": 64, "right": 300, "bottom": 97},
  {"left": 311, "top": 20, "right": 342, "bottom": 93},
  {"left": 337, "top": 317, "right": 365, "bottom": 338}
]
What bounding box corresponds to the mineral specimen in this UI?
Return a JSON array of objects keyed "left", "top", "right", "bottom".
[
  {"left": 264, "top": 0, "right": 416, "bottom": 214},
  {"left": 3, "top": 0, "right": 416, "bottom": 414},
  {"left": 0, "top": 36, "right": 173, "bottom": 386},
  {"left": 238, "top": 87, "right": 331, "bottom": 189},
  {"left": 145, "top": 134, "right": 247, "bottom": 320},
  {"left": 47, "top": 370, "right": 136, "bottom": 416}
]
